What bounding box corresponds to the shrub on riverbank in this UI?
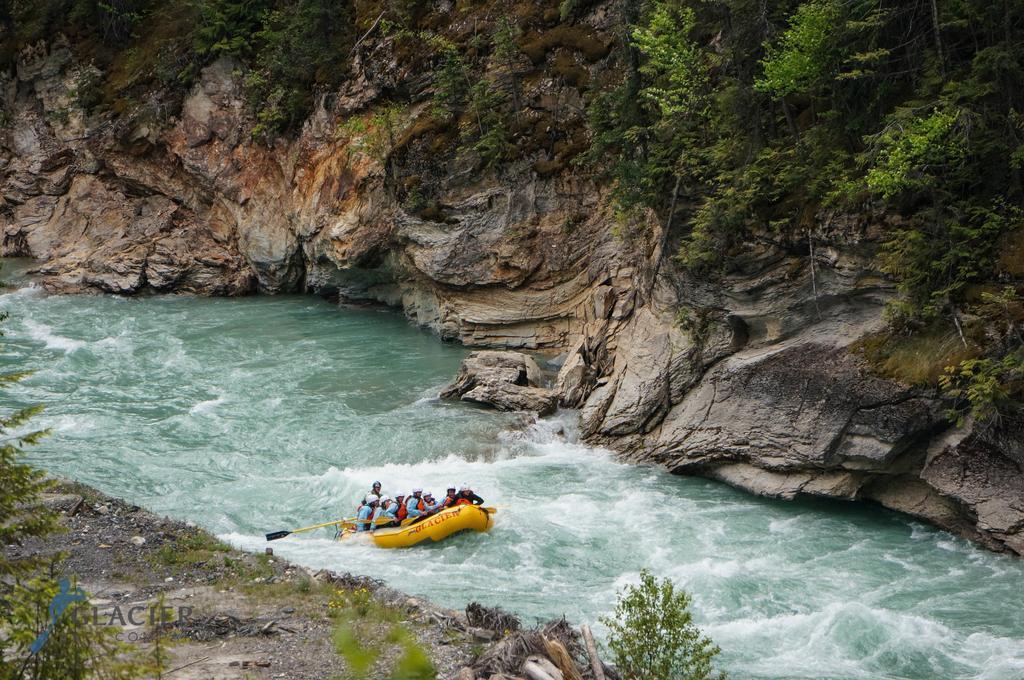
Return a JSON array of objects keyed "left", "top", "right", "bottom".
[{"left": 601, "top": 569, "right": 724, "bottom": 680}]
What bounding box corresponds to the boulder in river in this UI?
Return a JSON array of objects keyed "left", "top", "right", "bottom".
[{"left": 441, "top": 351, "right": 557, "bottom": 416}]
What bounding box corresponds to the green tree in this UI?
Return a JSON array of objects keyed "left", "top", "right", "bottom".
[
  {"left": 586, "top": 0, "right": 710, "bottom": 217},
  {"left": 940, "top": 286, "right": 1024, "bottom": 427},
  {"left": 492, "top": 16, "right": 523, "bottom": 113},
  {"left": 193, "top": 0, "right": 268, "bottom": 58},
  {"left": 463, "top": 78, "right": 513, "bottom": 168},
  {"left": 243, "top": 0, "right": 355, "bottom": 137},
  {"left": 337, "top": 104, "right": 405, "bottom": 181},
  {"left": 429, "top": 36, "right": 471, "bottom": 121},
  {"left": 0, "top": 312, "right": 59, "bottom": 581},
  {"left": 865, "top": 107, "right": 968, "bottom": 201},
  {"left": 756, "top": 0, "right": 841, "bottom": 98},
  {"left": 600, "top": 570, "right": 724, "bottom": 680},
  {"left": 632, "top": 2, "right": 707, "bottom": 119},
  {"left": 940, "top": 350, "right": 1024, "bottom": 427},
  {"left": 5, "top": 577, "right": 149, "bottom": 679}
]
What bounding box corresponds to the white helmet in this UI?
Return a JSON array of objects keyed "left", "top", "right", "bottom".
[
  {"left": 365, "top": 493, "right": 380, "bottom": 504},
  {"left": 460, "top": 484, "right": 471, "bottom": 492},
  {"left": 412, "top": 487, "right": 423, "bottom": 494},
  {"left": 380, "top": 496, "right": 391, "bottom": 504}
]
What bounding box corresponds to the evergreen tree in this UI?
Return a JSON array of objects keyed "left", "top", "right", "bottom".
[{"left": 0, "top": 312, "right": 59, "bottom": 581}]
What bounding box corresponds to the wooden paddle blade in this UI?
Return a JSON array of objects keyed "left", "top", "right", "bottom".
[
  {"left": 265, "top": 530, "right": 290, "bottom": 541},
  {"left": 483, "top": 506, "right": 498, "bottom": 514}
]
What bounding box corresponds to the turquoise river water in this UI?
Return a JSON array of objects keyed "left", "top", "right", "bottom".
[{"left": 2, "top": 272, "right": 1023, "bottom": 679}]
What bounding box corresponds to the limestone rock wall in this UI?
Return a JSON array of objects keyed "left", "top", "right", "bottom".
[
  {"left": 560, "top": 231, "right": 1023, "bottom": 555},
  {"left": 2, "top": 39, "right": 643, "bottom": 350}
]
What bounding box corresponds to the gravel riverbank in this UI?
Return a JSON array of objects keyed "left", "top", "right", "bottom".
[{"left": 5, "top": 480, "right": 611, "bottom": 680}]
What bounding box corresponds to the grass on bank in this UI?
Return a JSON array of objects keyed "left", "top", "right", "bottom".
[
  {"left": 851, "top": 324, "right": 979, "bottom": 387},
  {"left": 327, "top": 587, "right": 435, "bottom": 680},
  {"left": 146, "top": 529, "right": 278, "bottom": 584}
]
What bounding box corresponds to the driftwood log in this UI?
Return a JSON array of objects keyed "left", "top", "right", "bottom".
[
  {"left": 522, "top": 654, "right": 564, "bottom": 680},
  {"left": 543, "top": 637, "right": 582, "bottom": 680},
  {"left": 580, "top": 625, "right": 606, "bottom": 680}
]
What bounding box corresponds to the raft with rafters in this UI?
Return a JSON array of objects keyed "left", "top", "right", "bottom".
[{"left": 341, "top": 504, "right": 495, "bottom": 549}]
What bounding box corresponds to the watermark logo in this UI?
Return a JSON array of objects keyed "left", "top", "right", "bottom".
[
  {"left": 29, "top": 579, "right": 194, "bottom": 652},
  {"left": 30, "top": 578, "right": 87, "bottom": 653}
]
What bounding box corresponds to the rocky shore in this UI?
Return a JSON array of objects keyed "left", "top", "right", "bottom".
[
  {"left": 2, "top": 2, "right": 1021, "bottom": 557},
  {"left": 6, "top": 480, "right": 615, "bottom": 680}
]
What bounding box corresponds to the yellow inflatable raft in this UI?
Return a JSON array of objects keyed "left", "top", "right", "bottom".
[{"left": 343, "top": 505, "right": 495, "bottom": 549}]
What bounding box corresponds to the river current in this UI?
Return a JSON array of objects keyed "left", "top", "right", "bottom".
[{"left": 2, "top": 271, "right": 1022, "bottom": 679}]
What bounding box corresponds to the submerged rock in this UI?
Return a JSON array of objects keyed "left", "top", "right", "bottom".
[{"left": 441, "top": 351, "right": 557, "bottom": 416}]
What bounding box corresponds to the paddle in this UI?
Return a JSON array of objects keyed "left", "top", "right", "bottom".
[
  {"left": 266, "top": 518, "right": 352, "bottom": 541},
  {"left": 266, "top": 515, "right": 399, "bottom": 541}
]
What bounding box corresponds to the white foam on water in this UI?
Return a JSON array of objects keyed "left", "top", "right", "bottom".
[
  {"left": 189, "top": 396, "right": 226, "bottom": 416},
  {"left": 768, "top": 516, "right": 801, "bottom": 534},
  {"left": 92, "top": 330, "right": 134, "bottom": 354},
  {"left": 880, "top": 551, "right": 927, "bottom": 573},
  {"left": 960, "top": 631, "right": 1024, "bottom": 679},
  {"left": 41, "top": 413, "right": 100, "bottom": 436},
  {"left": 707, "top": 601, "right": 956, "bottom": 678},
  {"left": 0, "top": 283, "right": 43, "bottom": 303},
  {"left": 23, "top": 319, "right": 87, "bottom": 353}
]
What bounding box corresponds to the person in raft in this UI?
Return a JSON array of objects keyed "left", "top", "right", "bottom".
[
  {"left": 408, "top": 489, "right": 451, "bottom": 524},
  {"left": 405, "top": 488, "right": 428, "bottom": 519},
  {"left": 373, "top": 496, "right": 399, "bottom": 529},
  {"left": 438, "top": 486, "right": 459, "bottom": 510},
  {"left": 456, "top": 484, "right": 485, "bottom": 506},
  {"left": 356, "top": 494, "right": 378, "bottom": 532},
  {"left": 355, "top": 482, "right": 383, "bottom": 514}
]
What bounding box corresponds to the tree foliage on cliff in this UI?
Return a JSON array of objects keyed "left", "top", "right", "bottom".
[
  {"left": 585, "top": 0, "right": 1024, "bottom": 414},
  {"left": 2, "top": 0, "right": 357, "bottom": 134}
]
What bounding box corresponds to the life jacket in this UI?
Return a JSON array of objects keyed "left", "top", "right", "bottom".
[
  {"left": 455, "top": 498, "right": 472, "bottom": 506},
  {"left": 415, "top": 497, "right": 426, "bottom": 512},
  {"left": 396, "top": 502, "right": 408, "bottom": 521},
  {"left": 356, "top": 504, "right": 374, "bottom": 531}
]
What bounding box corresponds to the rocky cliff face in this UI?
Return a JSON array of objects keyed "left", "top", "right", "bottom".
[
  {"left": 3, "top": 23, "right": 1021, "bottom": 556},
  {"left": 3, "top": 33, "right": 637, "bottom": 349}
]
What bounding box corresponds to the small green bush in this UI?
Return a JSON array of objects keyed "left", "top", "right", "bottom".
[
  {"left": 600, "top": 570, "right": 724, "bottom": 680},
  {"left": 940, "top": 348, "right": 1024, "bottom": 426}
]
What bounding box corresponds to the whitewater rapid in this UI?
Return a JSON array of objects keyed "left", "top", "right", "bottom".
[{"left": 2, "top": 276, "right": 1022, "bottom": 679}]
